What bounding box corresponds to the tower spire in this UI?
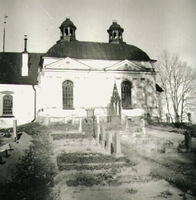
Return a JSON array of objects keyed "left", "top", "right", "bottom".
[{"left": 3, "top": 15, "right": 8, "bottom": 52}]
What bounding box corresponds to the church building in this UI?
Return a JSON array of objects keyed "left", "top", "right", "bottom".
[{"left": 0, "top": 18, "right": 162, "bottom": 127}]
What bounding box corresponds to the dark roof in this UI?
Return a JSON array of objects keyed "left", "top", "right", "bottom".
[
  {"left": 0, "top": 52, "right": 43, "bottom": 85},
  {"left": 45, "top": 40, "right": 151, "bottom": 61},
  {"left": 108, "top": 22, "right": 124, "bottom": 31},
  {"left": 60, "top": 18, "right": 76, "bottom": 29}
]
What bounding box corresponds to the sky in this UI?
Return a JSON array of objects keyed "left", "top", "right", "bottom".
[{"left": 0, "top": 0, "right": 196, "bottom": 67}]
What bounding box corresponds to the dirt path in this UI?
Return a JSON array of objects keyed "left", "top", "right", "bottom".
[
  {"left": 47, "top": 126, "right": 196, "bottom": 200},
  {"left": 121, "top": 135, "right": 196, "bottom": 200}
]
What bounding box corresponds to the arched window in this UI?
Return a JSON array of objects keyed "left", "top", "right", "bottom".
[
  {"left": 63, "top": 80, "right": 73, "bottom": 109},
  {"left": 121, "top": 80, "right": 132, "bottom": 109},
  {"left": 3, "top": 95, "right": 13, "bottom": 115}
]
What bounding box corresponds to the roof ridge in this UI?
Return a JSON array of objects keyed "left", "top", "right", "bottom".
[{"left": 0, "top": 52, "right": 44, "bottom": 54}]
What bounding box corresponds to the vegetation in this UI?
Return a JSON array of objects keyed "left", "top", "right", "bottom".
[
  {"left": 57, "top": 152, "right": 133, "bottom": 170},
  {"left": 0, "top": 123, "right": 56, "bottom": 200},
  {"left": 66, "top": 172, "right": 116, "bottom": 187},
  {"left": 52, "top": 133, "right": 88, "bottom": 140},
  {"left": 156, "top": 51, "right": 196, "bottom": 123},
  {"left": 57, "top": 152, "right": 129, "bottom": 163}
]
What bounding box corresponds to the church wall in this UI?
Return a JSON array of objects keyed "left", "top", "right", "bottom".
[
  {"left": 37, "top": 68, "right": 158, "bottom": 121},
  {"left": 0, "top": 84, "right": 35, "bottom": 128}
]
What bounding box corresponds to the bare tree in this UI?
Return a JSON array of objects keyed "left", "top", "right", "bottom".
[{"left": 156, "top": 51, "right": 196, "bottom": 123}]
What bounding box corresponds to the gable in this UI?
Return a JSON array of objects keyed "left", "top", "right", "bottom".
[
  {"left": 104, "top": 60, "right": 150, "bottom": 71},
  {"left": 44, "top": 57, "right": 92, "bottom": 71}
]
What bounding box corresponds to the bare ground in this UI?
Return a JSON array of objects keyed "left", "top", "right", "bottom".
[
  {"left": 1, "top": 123, "right": 196, "bottom": 200},
  {"left": 49, "top": 125, "right": 196, "bottom": 200}
]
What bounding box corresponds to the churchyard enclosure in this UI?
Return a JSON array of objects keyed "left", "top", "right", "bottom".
[{"left": 0, "top": 119, "right": 196, "bottom": 200}]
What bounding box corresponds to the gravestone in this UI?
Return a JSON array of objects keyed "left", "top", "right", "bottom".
[
  {"left": 101, "top": 126, "right": 106, "bottom": 148},
  {"left": 0, "top": 156, "right": 4, "bottom": 164},
  {"left": 78, "top": 117, "right": 82, "bottom": 132},
  {"left": 114, "top": 132, "right": 121, "bottom": 156},
  {"left": 96, "top": 116, "right": 101, "bottom": 144},
  {"left": 187, "top": 113, "right": 192, "bottom": 124},
  {"left": 142, "top": 118, "right": 146, "bottom": 135},
  {"left": 125, "top": 117, "right": 129, "bottom": 130},
  {"left": 185, "top": 131, "right": 192, "bottom": 152},
  {"left": 106, "top": 132, "right": 112, "bottom": 154},
  {"left": 13, "top": 119, "right": 17, "bottom": 141},
  {"left": 166, "top": 114, "right": 170, "bottom": 123}
]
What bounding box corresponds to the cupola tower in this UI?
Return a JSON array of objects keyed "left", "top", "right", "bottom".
[
  {"left": 107, "top": 21, "right": 124, "bottom": 44},
  {"left": 59, "top": 18, "right": 77, "bottom": 41}
]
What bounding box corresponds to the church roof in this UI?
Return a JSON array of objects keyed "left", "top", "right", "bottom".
[
  {"left": 0, "top": 52, "right": 43, "bottom": 85},
  {"left": 45, "top": 40, "right": 151, "bottom": 61}
]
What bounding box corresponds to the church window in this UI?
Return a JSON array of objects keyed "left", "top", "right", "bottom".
[
  {"left": 63, "top": 80, "right": 73, "bottom": 109},
  {"left": 3, "top": 95, "right": 13, "bottom": 115},
  {"left": 121, "top": 80, "right": 132, "bottom": 109}
]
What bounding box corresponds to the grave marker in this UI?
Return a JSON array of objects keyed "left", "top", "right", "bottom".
[
  {"left": 13, "top": 119, "right": 17, "bottom": 141},
  {"left": 106, "top": 132, "right": 112, "bottom": 154},
  {"left": 114, "top": 132, "right": 121, "bottom": 156}
]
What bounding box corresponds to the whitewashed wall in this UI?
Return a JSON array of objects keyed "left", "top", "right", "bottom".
[
  {"left": 0, "top": 84, "right": 35, "bottom": 128},
  {"left": 37, "top": 57, "right": 157, "bottom": 121}
]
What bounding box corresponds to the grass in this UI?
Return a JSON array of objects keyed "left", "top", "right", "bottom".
[{"left": 151, "top": 166, "right": 196, "bottom": 196}]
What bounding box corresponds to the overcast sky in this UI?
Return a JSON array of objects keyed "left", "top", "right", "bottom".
[{"left": 0, "top": 0, "right": 196, "bottom": 67}]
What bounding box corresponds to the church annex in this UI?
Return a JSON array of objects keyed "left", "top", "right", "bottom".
[{"left": 0, "top": 18, "right": 162, "bottom": 127}]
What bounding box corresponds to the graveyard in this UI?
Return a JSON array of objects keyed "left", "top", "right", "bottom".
[{"left": 0, "top": 118, "right": 196, "bottom": 200}]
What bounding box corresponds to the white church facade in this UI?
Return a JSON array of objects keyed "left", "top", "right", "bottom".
[{"left": 0, "top": 18, "right": 162, "bottom": 128}]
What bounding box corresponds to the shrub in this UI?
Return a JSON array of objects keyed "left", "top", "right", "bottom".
[
  {"left": 0, "top": 123, "right": 56, "bottom": 200},
  {"left": 66, "top": 172, "right": 115, "bottom": 187}
]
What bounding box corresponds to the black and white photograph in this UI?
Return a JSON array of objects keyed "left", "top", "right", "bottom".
[{"left": 0, "top": 0, "right": 196, "bottom": 199}]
